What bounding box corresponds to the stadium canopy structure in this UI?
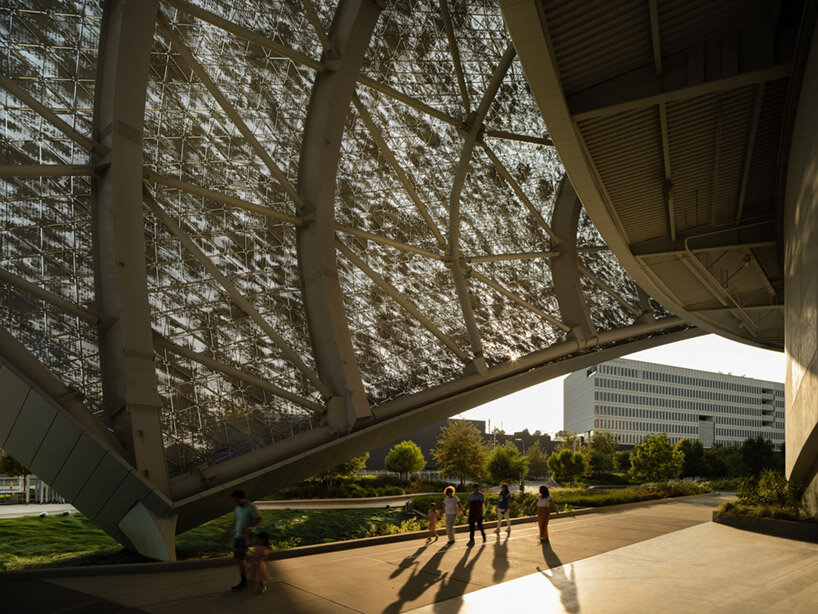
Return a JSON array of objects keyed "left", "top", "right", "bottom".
[{"left": 3, "top": 0, "right": 813, "bottom": 559}]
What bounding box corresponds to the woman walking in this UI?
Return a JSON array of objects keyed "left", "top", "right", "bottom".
[
  {"left": 443, "top": 486, "right": 464, "bottom": 544},
  {"left": 495, "top": 483, "right": 512, "bottom": 534},
  {"left": 531, "top": 485, "right": 558, "bottom": 542}
]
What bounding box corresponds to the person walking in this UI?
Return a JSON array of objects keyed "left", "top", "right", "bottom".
[
  {"left": 427, "top": 502, "right": 439, "bottom": 542},
  {"left": 229, "top": 489, "right": 262, "bottom": 590},
  {"left": 495, "top": 483, "right": 512, "bottom": 534},
  {"left": 443, "top": 486, "right": 464, "bottom": 544},
  {"left": 530, "top": 484, "right": 558, "bottom": 542},
  {"left": 466, "top": 482, "right": 486, "bottom": 546}
]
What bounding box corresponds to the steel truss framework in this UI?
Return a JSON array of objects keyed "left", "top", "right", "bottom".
[{"left": 0, "top": 0, "right": 696, "bottom": 558}]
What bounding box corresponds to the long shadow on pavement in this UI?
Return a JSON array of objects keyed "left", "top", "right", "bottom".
[
  {"left": 431, "top": 543, "right": 486, "bottom": 613},
  {"left": 539, "top": 542, "right": 580, "bottom": 613}
]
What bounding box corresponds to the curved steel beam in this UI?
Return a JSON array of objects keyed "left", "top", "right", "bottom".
[
  {"left": 448, "top": 44, "right": 516, "bottom": 372},
  {"left": 549, "top": 178, "right": 596, "bottom": 346},
  {"left": 92, "top": 0, "right": 169, "bottom": 495},
  {"left": 297, "top": 0, "right": 382, "bottom": 433}
]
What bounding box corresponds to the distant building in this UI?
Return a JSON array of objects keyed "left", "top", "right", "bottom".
[{"left": 563, "top": 358, "right": 784, "bottom": 448}]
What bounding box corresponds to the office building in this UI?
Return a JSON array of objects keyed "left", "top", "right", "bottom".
[{"left": 564, "top": 358, "right": 784, "bottom": 448}]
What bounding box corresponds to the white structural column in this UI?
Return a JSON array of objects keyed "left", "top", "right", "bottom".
[
  {"left": 549, "top": 178, "right": 596, "bottom": 347},
  {"left": 784, "top": 15, "right": 818, "bottom": 515},
  {"left": 92, "top": 0, "right": 174, "bottom": 546},
  {"left": 297, "top": 0, "right": 382, "bottom": 433}
]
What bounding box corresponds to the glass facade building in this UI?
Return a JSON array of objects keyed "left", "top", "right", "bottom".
[{"left": 563, "top": 358, "right": 784, "bottom": 448}]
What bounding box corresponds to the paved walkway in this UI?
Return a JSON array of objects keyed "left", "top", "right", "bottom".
[
  {"left": 0, "top": 503, "right": 76, "bottom": 519},
  {"left": 2, "top": 493, "right": 816, "bottom": 613}
]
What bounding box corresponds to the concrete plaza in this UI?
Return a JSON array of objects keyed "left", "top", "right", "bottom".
[{"left": 2, "top": 494, "right": 816, "bottom": 613}]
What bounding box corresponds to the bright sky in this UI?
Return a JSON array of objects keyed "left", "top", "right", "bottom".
[{"left": 459, "top": 334, "right": 786, "bottom": 436}]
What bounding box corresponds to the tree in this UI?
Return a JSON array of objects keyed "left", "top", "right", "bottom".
[
  {"left": 384, "top": 441, "right": 426, "bottom": 481},
  {"left": 525, "top": 440, "right": 549, "bottom": 478},
  {"left": 588, "top": 430, "right": 618, "bottom": 471},
  {"left": 629, "top": 433, "right": 683, "bottom": 482},
  {"left": 0, "top": 454, "right": 29, "bottom": 476},
  {"left": 739, "top": 435, "right": 776, "bottom": 476},
  {"left": 486, "top": 441, "right": 529, "bottom": 483},
  {"left": 614, "top": 450, "right": 632, "bottom": 472},
  {"left": 674, "top": 438, "right": 706, "bottom": 477},
  {"left": 314, "top": 452, "right": 369, "bottom": 486},
  {"left": 547, "top": 449, "right": 589, "bottom": 485},
  {"left": 432, "top": 420, "right": 488, "bottom": 485},
  {"left": 555, "top": 431, "right": 584, "bottom": 453}
]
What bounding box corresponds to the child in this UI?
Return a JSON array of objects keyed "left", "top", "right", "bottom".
[
  {"left": 530, "top": 485, "right": 558, "bottom": 542},
  {"left": 426, "top": 502, "right": 439, "bottom": 542},
  {"left": 247, "top": 532, "right": 270, "bottom": 593}
]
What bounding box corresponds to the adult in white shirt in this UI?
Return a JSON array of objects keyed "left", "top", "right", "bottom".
[
  {"left": 530, "top": 484, "right": 558, "bottom": 542},
  {"left": 442, "top": 486, "right": 465, "bottom": 544}
]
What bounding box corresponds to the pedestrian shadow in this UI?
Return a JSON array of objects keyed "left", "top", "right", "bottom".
[
  {"left": 492, "top": 532, "right": 510, "bottom": 584},
  {"left": 382, "top": 544, "right": 449, "bottom": 613},
  {"left": 389, "top": 542, "right": 430, "bottom": 579},
  {"left": 538, "top": 542, "right": 580, "bottom": 613},
  {"left": 431, "top": 544, "right": 486, "bottom": 613}
]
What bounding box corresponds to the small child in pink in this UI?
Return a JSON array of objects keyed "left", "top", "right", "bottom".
[
  {"left": 427, "top": 503, "right": 439, "bottom": 542},
  {"left": 247, "top": 532, "right": 270, "bottom": 593}
]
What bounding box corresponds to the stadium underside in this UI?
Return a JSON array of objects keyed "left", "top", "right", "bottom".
[{"left": 1, "top": 0, "right": 815, "bottom": 559}]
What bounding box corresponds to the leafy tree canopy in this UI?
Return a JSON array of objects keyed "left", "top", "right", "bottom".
[
  {"left": 0, "top": 454, "right": 28, "bottom": 476},
  {"left": 588, "top": 430, "right": 618, "bottom": 471},
  {"left": 486, "top": 441, "right": 529, "bottom": 483},
  {"left": 313, "top": 452, "right": 369, "bottom": 485},
  {"left": 433, "top": 421, "right": 488, "bottom": 485},
  {"left": 384, "top": 441, "right": 426, "bottom": 481},
  {"left": 629, "top": 433, "right": 683, "bottom": 482},
  {"left": 674, "top": 438, "right": 707, "bottom": 477},
  {"left": 525, "top": 440, "right": 549, "bottom": 478},
  {"left": 547, "top": 449, "right": 589, "bottom": 485}
]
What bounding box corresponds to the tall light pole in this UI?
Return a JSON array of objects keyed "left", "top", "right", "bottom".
[{"left": 514, "top": 438, "right": 526, "bottom": 492}]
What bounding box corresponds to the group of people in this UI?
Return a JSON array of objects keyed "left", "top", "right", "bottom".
[
  {"left": 428, "top": 483, "right": 559, "bottom": 545},
  {"left": 228, "top": 483, "right": 561, "bottom": 592}
]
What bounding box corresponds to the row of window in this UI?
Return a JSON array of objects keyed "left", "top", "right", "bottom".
[
  {"left": 717, "top": 428, "right": 784, "bottom": 440},
  {"left": 595, "top": 377, "right": 774, "bottom": 407},
  {"left": 597, "top": 365, "right": 639, "bottom": 378},
  {"left": 593, "top": 391, "right": 777, "bottom": 417},
  {"left": 594, "top": 418, "right": 697, "bottom": 435},
  {"left": 595, "top": 405, "right": 773, "bottom": 430},
  {"left": 642, "top": 369, "right": 777, "bottom": 395}
]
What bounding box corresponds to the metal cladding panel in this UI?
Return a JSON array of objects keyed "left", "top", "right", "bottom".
[
  {"left": 577, "top": 108, "right": 666, "bottom": 244},
  {"left": 665, "top": 87, "right": 756, "bottom": 232},
  {"left": 5, "top": 389, "right": 57, "bottom": 467},
  {"left": 657, "top": 0, "right": 772, "bottom": 58},
  {"left": 52, "top": 433, "right": 106, "bottom": 501},
  {"left": 141, "top": 488, "right": 172, "bottom": 519},
  {"left": 0, "top": 364, "right": 30, "bottom": 447},
  {"left": 743, "top": 78, "right": 788, "bottom": 219},
  {"left": 94, "top": 471, "right": 153, "bottom": 534},
  {"left": 30, "top": 412, "right": 82, "bottom": 485},
  {"left": 72, "top": 452, "right": 131, "bottom": 522},
  {"left": 545, "top": 0, "right": 653, "bottom": 97}
]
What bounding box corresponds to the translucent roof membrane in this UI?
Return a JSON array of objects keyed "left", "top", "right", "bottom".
[{"left": 0, "top": 1, "right": 676, "bottom": 476}]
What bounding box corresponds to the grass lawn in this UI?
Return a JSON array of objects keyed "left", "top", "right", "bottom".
[{"left": 0, "top": 507, "right": 417, "bottom": 571}]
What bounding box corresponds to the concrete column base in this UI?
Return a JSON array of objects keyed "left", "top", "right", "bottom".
[{"left": 118, "top": 502, "right": 177, "bottom": 562}]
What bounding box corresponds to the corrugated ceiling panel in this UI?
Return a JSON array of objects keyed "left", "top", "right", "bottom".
[
  {"left": 578, "top": 107, "right": 665, "bottom": 244},
  {"left": 658, "top": 0, "right": 772, "bottom": 58},
  {"left": 545, "top": 0, "right": 653, "bottom": 96},
  {"left": 742, "top": 78, "right": 787, "bottom": 221}
]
